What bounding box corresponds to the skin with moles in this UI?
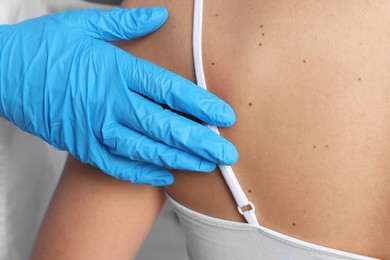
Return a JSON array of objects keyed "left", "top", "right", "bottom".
[
  {"left": 31, "top": 1, "right": 390, "bottom": 259},
  {"left": 120, "top": 0, "right": 390, "bottom": 258}
]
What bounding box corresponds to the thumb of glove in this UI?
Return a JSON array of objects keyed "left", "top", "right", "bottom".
[{"left": 53, "top": 7, "right": 168, "bottom": 41}]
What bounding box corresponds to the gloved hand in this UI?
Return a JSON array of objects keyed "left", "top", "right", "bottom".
[{"left": 0, "top": 7, "right": 238, "bottom": 186}]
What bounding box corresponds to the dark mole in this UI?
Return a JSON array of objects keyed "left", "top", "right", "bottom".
[
  {"left": 292, "top": 222, "right": 296, "bottom": 226},
  {"left": 262, "top": 33, "right": 265, "bottom": 36},
  {"left": 248, "top": 102, "right": 253, "bottom": 106},
  {"left": 325, "top": 145, "right": 329, "bottom": 148},
  {"left": 258, "top": 43, "right": 262, "bottom": 46},
  {"left": 211, "top": 62, "right": 215, "bottom": 66},
  {"left": 248, "top": 189, "right": 252, "bottom": 193},
  {"left": 302, "top": 60, "right": 307, "bottom": 63},
  {"left": 313, "top": 145, "right": 316, "bottom": 148},
  {"left": 260, "top": 25, "right": 263, "bottom": 28}
]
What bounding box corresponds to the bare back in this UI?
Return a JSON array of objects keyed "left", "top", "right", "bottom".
[{"left": 119, "top": 0, "right": 390, "bottom": 258}]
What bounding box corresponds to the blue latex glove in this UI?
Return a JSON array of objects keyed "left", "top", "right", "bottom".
[{"left": 0, "top": 7, "right": 238, "bottom": 186}]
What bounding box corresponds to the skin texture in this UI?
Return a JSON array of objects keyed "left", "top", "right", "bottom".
[
  {"left": 32, "top": 0, "right": 390, "bottom": 259},
  {"left": 30, "top": 156, "right": 165, "bottom": 259}
]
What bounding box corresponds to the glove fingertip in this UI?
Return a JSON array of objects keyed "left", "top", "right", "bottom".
[
  {"left": 133, "top": 170, "right": 174, "bottom": 186},
  {"left": 150, "top": 6, "right": 169, "bottom": 23},
  {"left": 211, "top": 103, "right": 237, "bottom": 127},
  {"left": 129, "top": 6, "right": 168, "bottom": 37},
  {"left": 196, "top": 159, "right": 216, "bottom": 173},
  {"left": 151, "top": 174, "right": 174, "bottom": 186},
  {"left": 220, "top": 142, "right": 239, "bottom": 166}
]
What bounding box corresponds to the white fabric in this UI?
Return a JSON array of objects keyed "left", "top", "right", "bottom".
[
  {"left": 192, "top": 0, "right": 259, "bottom": 226},
  {"left": 45, "top": 0, "right": 111, "bottom": 13},
  {"left": 0, "top": 0, "right": 47, "bottom": 24},
  {"left": 167, "top": 193, "right": 379, "bottom": 260},
  {"left": 0, "top": 1, "right": 68, "bottom": 259}
]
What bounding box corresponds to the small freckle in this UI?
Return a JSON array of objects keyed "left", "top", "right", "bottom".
[
  {"left": 292, "top": 222, "right": 296, "bottom": 226},
  {"left": 248, "top": 189, "right": 252, "bottom": 193},
  {"left": 248, "top": 102, "right": 252, "bottom": 106},
  {"left": 325, "top": 145, "right": 329, "bottom": 148},
  {"left": 215, "top": 14, "right": 219, "bottom": 17},
  {"left": 262, "top": 33, "right": 265, "bottom": 36},
  {"left": 258, "top": 43, "right": 262, "bottom": 46},
  {"left": 302, "top": 60, "right": 306, "bottom": 63},
  {"left": 358, "top": 77, "right": 362, "bottom": 81},
  {"left": 211, "top": 62, "right": 215, "bottom": 66},
  {"left": 313, "top": 145, "right": 316, "bottom": 148},
  {"left": 260, "top": 25, "right": 263, "bottom": 28}
]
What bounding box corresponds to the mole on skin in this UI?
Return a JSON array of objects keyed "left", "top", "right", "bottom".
[
  {"left": 292, "top": 222, "right": 296, "bottom": 226},
  {"left": 258, "top": 43, "right": 262, "bottom": 46},
  {"left": 313, "top": 145, "right": 316, "bottom": 148},
  {"left": 248, "top": 102, "right": 252, "bottom": 106},
  {"left": 211, "top": 62, "right": 215, "bottom": 66}
]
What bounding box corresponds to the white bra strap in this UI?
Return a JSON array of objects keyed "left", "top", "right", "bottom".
[{"left": 193, "top": 0, "right": 260, "bottom": 226}]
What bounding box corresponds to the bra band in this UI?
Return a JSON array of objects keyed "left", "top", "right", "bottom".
[{"left": 192, "top": 0, "right": 260, "bottom": 226}]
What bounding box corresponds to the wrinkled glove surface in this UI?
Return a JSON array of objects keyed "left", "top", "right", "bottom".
[{"left": 0, "top": 7, "right": 238, "bottom": 186}]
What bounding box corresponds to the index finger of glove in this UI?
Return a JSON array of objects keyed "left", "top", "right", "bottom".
[
  {"left": 118, "top": 52, "right": 236, "bottom": 127},
  {"left": 53, "top": 7, "right": 168, "bottom": 41}
]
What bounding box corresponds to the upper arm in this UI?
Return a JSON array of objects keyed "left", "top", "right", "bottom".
[{"left": 31, "top": 155, "right": 165, "bottom": 260}]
